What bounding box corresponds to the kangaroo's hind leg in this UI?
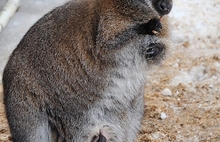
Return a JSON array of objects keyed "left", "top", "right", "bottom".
[{"left": 4, "top": 91, "right": 52, "bottom": 142}]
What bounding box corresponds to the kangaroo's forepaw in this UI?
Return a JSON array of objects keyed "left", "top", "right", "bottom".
[{"left": 136, "top": 18, "right": 162, "bottom": 35}]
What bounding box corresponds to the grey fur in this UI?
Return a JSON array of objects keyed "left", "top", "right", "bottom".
[{"left": 3, "top": 0, "right": 172, "bottom": 141}]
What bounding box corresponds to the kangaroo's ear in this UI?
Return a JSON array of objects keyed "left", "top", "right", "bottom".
[{"left": 151, "top": 0, "right": 173, "bottom": 16}]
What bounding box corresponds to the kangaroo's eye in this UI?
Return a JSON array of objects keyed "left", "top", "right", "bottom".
[{"left": 145, "top": 43, "right": 164, "bottom": 59}]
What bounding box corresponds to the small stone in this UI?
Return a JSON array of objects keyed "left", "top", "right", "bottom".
[
  {"left": 175, "top": 91, "right": 180, "bottom": 96},
  {"left": 161, "top": 88, "right": 172, "bottom": 96},
  {"left": 151, "top": 131, "right": 166, "bottom": 140},
  {"left": 160, "top": 112, "right": 168, "bottom": 120},
  {"left": 209, "top": 84, "right": 213, "bottom": 89},
  {"left": 151, "top": 132, "right": 160, "bottom": 139}
]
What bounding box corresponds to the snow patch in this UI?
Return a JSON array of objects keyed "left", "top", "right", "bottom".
[{"left": 170, "top": 65, "right": 208, "bottom": 86}]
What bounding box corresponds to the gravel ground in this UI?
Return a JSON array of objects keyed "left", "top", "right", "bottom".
[{"left": 0, "top": 0, "right": 220, "bottom": 141}]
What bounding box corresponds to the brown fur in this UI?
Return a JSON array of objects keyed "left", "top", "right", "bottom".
[{"left": 3, "top": 0, "right": 172, "bottom": 141}]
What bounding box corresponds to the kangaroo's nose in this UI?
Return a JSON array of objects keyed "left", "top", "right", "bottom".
[{"left": 153, "top": 0, "right": 173, "bottom": 16}]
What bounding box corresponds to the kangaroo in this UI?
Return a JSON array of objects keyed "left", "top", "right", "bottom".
[{"left": 3, "top": 0, "right": 172, "bottom": 141}]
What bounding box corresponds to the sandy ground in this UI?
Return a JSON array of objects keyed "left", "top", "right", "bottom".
[{"left": 0, "top": 0, "right": 220, "bottom": 141}]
